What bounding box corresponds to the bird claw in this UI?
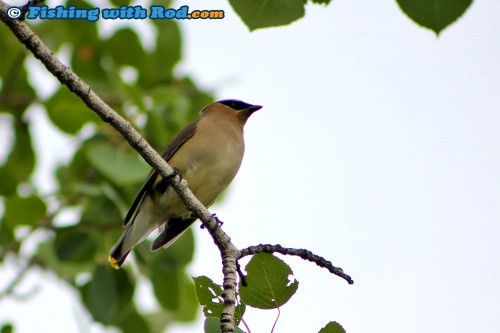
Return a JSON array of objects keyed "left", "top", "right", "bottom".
[
  {"left": 237, "top": 261, "right": 248, "bottom": 287},
  {"left": 165, "top": 167, "right": 182, "bottom": 181},
  {"left": 200, "top": 213, "right": 224, "bottom": 229},
  {"left": 156, "top": 167, "right": 182, "bottom": 194},
  {"left": 212, "top": 213, "right": 224, "bottom": 226}
]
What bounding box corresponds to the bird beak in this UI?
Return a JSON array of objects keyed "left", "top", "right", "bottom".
[{"left": 246, "top": 104, "right": 262, "bottom": 114}]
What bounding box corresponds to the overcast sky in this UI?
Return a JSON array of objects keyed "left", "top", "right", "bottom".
[{"left": 2, "top": 0, "right": 500, "bottom": 333}]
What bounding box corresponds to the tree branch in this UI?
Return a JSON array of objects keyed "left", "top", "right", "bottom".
[
  {"left": 1, "top": 4, "right": 354, "bottom": 331},
  {"left": 0, "top": 258, "right": 39, "bottom": 301},
  {"left": 240, "top": 244, "right": 354, "bottom": 285},
  {"left": 0, "top": 3, "right": 239, "bottom": 332}
]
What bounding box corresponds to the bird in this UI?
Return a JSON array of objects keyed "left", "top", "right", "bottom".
[{"left": 108, "top": 99, "right": 262, "bottom": 269}]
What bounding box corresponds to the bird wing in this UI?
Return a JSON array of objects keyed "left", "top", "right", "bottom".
[
  {"left": 123, "top": 120, "right": 199, "bottom": 227},
  {"left": 150, "top": 216, "right": 197, "bottom": 251}
]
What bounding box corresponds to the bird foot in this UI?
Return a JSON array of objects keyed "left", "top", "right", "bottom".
[
  {"left": 237, "top": 261, "right": 248, "bottom": 287},
  {"left": 200, "top": 213, "right": 224, "bottom": 229},
  {"left": 165, "top": 167, "right": 182, "bottom": 181}
]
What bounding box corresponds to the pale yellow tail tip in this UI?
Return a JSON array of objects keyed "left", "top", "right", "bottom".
[{"left": 108, "top": 256, "right": 120, "bottom": 270}]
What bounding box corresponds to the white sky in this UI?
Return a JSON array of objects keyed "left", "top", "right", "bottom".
[{"left": 1, "top": 0, "right": 500, "bottom": 333}]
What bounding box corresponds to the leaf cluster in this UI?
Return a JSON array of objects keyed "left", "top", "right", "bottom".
[
  {"left": 0, "top": 0, "right": 475, "bottom": 332},
  {"left": 195, "top": 253, "right": 344, "bottom": 333},
  {"left": 230, "top": 0, "right": 472, "bottom": 34},
  {"left": 0, "top": 0, "right": 212, "bottom": 331}
]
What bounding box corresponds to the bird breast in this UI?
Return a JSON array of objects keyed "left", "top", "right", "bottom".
[{"left": 159, "top": 116, "right": 245, "bottom": 218}]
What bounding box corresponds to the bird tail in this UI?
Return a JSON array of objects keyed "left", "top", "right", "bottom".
[
  {"left": 108, "top": 214, "right": 197, "bottom": 269},
  {"left": 108, "top": 210, "right": 158, "bottom": 269},
  {"left": 108, "top": 227, "right": 133, "bottom": 269}
]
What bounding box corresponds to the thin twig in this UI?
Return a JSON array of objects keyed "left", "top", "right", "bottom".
[
  {"left": 0, "top": 5, "right": 355, "bottom": 331},
  {"left": 0, "top": 258, "right": 36, "bottom": 300},
  {"left": 241, "top": 318, "right": 251, "bottom": 333},
  {"left": 271, "top": 308, "right": 280, "bottom": 333},
  {"left": 239, "top": 244, "right": 354, "bottom": 285},
  {"left": 0, "top": 5, "right": 240, "bottom": 331}
]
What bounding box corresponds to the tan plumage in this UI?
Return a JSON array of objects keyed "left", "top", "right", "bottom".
[{"left": 109, "top": 99, "right": 261, "bottom": 268}]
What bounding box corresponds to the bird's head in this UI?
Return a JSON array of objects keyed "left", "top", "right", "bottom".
[{"left": 202, "top": 99, "right": 262, "bottom": 126}]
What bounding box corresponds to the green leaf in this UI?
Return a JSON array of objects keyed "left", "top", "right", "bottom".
[
  {"left": 173, "top": 275, "right": 200, "bottom": 322},
  {"left": 3, "top": 194, "right": 47, "bottom": 228},
  {"left": 151, "top": 259, "right": 181, "bottom": 310},
  {"left": 0, "top": 65, "right": 36, "bottom": 114},
  {"left": 174, "top": 77, "right": 214, "bottom": 118},
  {"left": 118, "top": 308, "right": 151, "bottom": 333},
  {"left": 193, "top": 276, "right": 245, "bottom": 324},
  {"left": 46, "top": 88, "right": 99, "bottom": 134},
  {"left": 105, "top": 29, "right": 145, "bottom": 68},
  {"left": 234, "top": 302, "right": 246, "bottom": 325},
  {"left": 319, "top": 321, "right": 346, "bottom": 333},
  {"left": 118, "top": 309, "right": 152, "bottom": 333},
  {"left": 110, "top": 0, "right": 133, "bottom": 7},
  {"left": 136, "top": 234, "right": 197, "bottom": 318},
  {"left": 0, "top": 31, "right": 22, "bottom": 75},
  {"left": 154, "top": 21, "right": 181, "bottom": 79},
  {"left": 38, "top": 0, "right": 100, "bottom": 53},
  {"left": 140, "top": 21, "right": 181, "bottom": 87},
  {"left": 310, "top": 0, "right": 331, "bottom": 4},
  {"left": 84, "top": 141, "right": 149, "bottom": 186},
  {"left": 239, "top": 253, "right": 299, "bottom": 309},
  {"left": 0, "top": 323, "right": 14, "bottom": 333},
  {"left": 229, "top": 0, "right": 305, "bottom": 31},
  {"left": 396, "top": 0, "right": 472, "bottom": 35},
  {"left": 54, "top": 227, "right": 96, "bottom": 263},
  {"left": 145, "top": 86, "right": 186, "bottom": 147},
  {"left": 80, "top": 194, "right": 122, "bottom": 227},
  {"left": 0, "top": 223, "right": 16, "bottom": 249},
  {"left": 144, "top": 310, "right": 170, "bottom": 333},
  {"left": 113, "top": 267, "right": 135, "bottom": 317},
  {"left": 144, "top": 84, "right": 207, "bottom": 149},
  {"left": 150, "top": 259, "right": 199, "bottom": 319},
  {"left": 204, "top": 317, "right": 246, "bottom": 333},
  {"left": 0, "top": 118, "right": 35, "bottom": 195},
  {"left": 56, "top": 148, "right": 91, "bottom": 185},
  {"left": 118, "top": 81, "right": 147, "bottom": 114},
  {"left": 141, "top": 78, "right": 213, "bottom": 149},
  {"left": 86, "top": 267, "right": 135, "bottom": 325},
  {"left": 82, "top": 264, "right": 119, "bottom": 324},
  {"left": 204, "top": 317, "right": 221, "bottom": 333},
  {"left": 56, "top": 4, "right": 107, "bottom": 88},
  {"left": 36, "top": 241, "right": 94, "bottom": 278},
  {"left": 164, "top": 228, "right": 195, "bottom": 267},
  {"left": 193, "top": 276, "right": 224, "bottom": 318}
]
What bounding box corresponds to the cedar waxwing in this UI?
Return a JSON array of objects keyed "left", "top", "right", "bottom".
[{"left": 109, "top": 99, "right": 262, "bottom": 269}]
